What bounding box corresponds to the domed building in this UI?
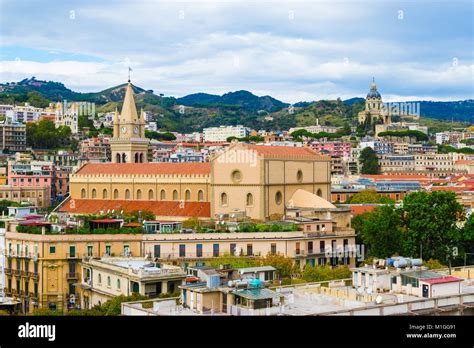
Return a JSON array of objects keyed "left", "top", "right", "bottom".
[{"left": 358, "top": 79, "right": 391, "bottom": 125}]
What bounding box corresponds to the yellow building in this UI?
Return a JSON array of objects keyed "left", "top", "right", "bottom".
[{"left": 3, "top": 225, "right": 142, "bottom": 313}]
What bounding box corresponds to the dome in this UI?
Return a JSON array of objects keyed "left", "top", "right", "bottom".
[{"left": 367, "top": 82, "right": 381, "bottom": 99}]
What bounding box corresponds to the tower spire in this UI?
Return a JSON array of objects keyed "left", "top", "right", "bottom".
[{"left": 128, "top": 66, "right": 132, "bottom": 83}]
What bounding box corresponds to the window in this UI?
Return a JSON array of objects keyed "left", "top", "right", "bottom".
[
  {"left": 117, "top": 279, "right": 121, "bottom": 290},
  {"left": 148, "top": 189, "right": 154, "bottom": 200},
  {"left": 220, "top": 192, "right": 228, "bottom": 206},
  {"left": 179, "top": 244, "right": 186, "bottom": 257},
  {"left": 49, "top": 246, "right": 56, "bottom": 254},
  {"left": 231, "top": 170, "right": 242, "bottom": 183},
  {"left": 213, "top": 244, "right": 219, "bottom": 257},
  {"left": 246, "top": 193, "right": 253, "bottom": 206},
  {"left": 295, "top": 242, "right": 300, "bottom": 255},
  {"left": 154, "top": 245, "right": 160, "bottom": 258},
  {"left": 125, "top": 189, "right": 131, "bottom": 200},
  {"left": 185, "top": 190, "right": 191, "bottom": 201},
  {"left": 246, "top": 244, "right": 253, "bottom": 256},
  {"left": 105, "top": 245, "right": 111, "bottom": 256},
  {"left": 198, "top": 190, "right": 204, "bottom": 202},
  {"left": 69, "top": 246, "right": 75, "bottom": 258},
  {"left": 320, "top": 241, "right": 325, "bottom": 253},
  {"left": 317, "top": 189, "right": 323, "bottom": 197},
  {"left": 297, "top": 170, "right": 303, "bottom": 182},
  {"left": 91, "top": 189, "right": 96, "bottom": 199},
  {"left": 275, "top": 191, "right": 282, "bottom": 205},
  {"left": 98, "top": 273, "right": 102, "bottom": 284},
  {"left": 230, "top": 243, "right": 236, "bottom": 256},
  {"left": 196, "top": 244, "right": 203, "bottom": 257},
  {"left": 107, "top": 276, "right": 111, "bottom": 287},
  {"left": 136, "top": 189, "right": 142, "bottom": 199},
  {"left": 102, "top": 189, "right": 108, "bottom": 199},
  {"left": 87, "top": 245, "right": 93, "bottom": 257},
  {"left": 160, "top": 189, "right": 166, "bottom": 200},
  {"left": 271, "top": 243, "right": 277, "bottom": 255},
  {"left": 173, "top": 190, "right": 178, "bottom": 201},
  {"left": 113, "top": 189, "right": 119, "bottom": 199},
  {"left": 308, "top": 241, "right": 313, "bottom": 253},
  {"left": 81, "top": 188, "right": 86, "bottom": 198}
]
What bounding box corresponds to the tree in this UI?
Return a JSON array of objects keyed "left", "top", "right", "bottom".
[
  {"left": 352, "top": 205, "right": 404, "bottom": 258},
  {"left": 26, "top": 119, "right": 72, "bottom": 149},
  {"left": 257, "top": 253, "right": 297, "bottom": 279},
  {"left": 347, "top": 189, "right": 395, "bottom": 204},
  {"left": 401, "top": 191, "right": 465, "bottom": 269},
  {"left": 359, "top": 147, "right": 380, "bottom": 174}
]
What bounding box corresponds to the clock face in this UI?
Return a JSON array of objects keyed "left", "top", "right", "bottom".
[
  {"left": 133, "top": 126, "right": 139, "bottom": 134},
  {"left": 121, "top": 126, "right": 127, "bottom": 134}
]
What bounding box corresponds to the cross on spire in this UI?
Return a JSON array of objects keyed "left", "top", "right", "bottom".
[{"left": 128, "top": 66, "right": 133, "bottom": 82}]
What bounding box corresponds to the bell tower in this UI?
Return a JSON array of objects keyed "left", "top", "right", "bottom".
[{"left": 110, "top": 78, "right": 149, "bottom": 163}]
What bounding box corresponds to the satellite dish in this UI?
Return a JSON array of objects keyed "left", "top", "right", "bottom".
[{"left": 375, "top": 295, "right": 383, "bottom": 304}]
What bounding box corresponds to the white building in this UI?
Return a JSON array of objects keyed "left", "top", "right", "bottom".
[
  {"left": 203, "top": 125, "right": 250, "bottom": 142},
  {"left": 6, "top": 104, "right": 42, "bottom": 123}
]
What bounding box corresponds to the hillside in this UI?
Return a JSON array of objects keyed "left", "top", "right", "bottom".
[{"left": 0, "top": 77, "right": 472, "bottom": 132}]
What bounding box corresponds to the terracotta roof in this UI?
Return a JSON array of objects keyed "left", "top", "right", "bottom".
[
  {"left": 59, "top": 198, "right": 210, "bottom": 218},
  {"left": 245, "top": 144, "right": 324, "bottom": 158},
  {"left": 348, "top": 205, "right": 378, "bottom": 215},
  {"left": 75, "top": 162, "right": 211, "bottom": 176},
  {"left": 421, "top": 276, "right": 462, "bottom": 284}
]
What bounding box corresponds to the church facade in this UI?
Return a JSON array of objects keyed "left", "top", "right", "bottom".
[{"left": 61, "top": 81, "right": 332, "bottom": 221}]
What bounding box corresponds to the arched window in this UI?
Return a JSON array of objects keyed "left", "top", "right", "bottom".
[
  {"left": 173, "top": 190, "right": 178, "bottom": 201},
  {"left": 185, "top": 189, "right": 191, "bottom": 201},
  {"left": 297, "top": 170, "right": 303, "bottom": 182},
  {"left": 198, "top": 190, "right": 204, "bottom": 202},
  {"left": 122, "top": 153, "right": 126, "bottom": 163},
  {"left": 125, "top": 189, "right": 131, "bottom": 200},
  {"left": 246, "top": 193, "right": 253, "bottom": 206},
  {"left": 139, "top": 153, "right": 144, "bottom": 163},
  {"left": 114, "top": 189, "right": 119, "bottom": 199},
  {"left": 102, "top": 189, "right": 108, "bottom": 199},
  {"left": 275, "top": 191, "right": 282, "bottom": 205},
  {"left": 116, "top": 153, "right": 121, "bottom": 163},
  {"left": 117, "top": 279, "right": 121, "bottom": 290},
  {"left": 160, "top": 189, "right": 166, "bottom": 200},
  {"left": 148, "top": 189, "right": 154, "bottom": 200},
  {"left": 136, "top": 189, "right": 142, "bottom": 200},
  {"left": 221, "top": 192, "right": 228, "bottom": 206},
  {"left": 134, "top": 153, "right": 139, "bottom": 163},
  {"left": 317, "top": 189, "right": 323, "bottom": 197},
  {"left": 91, "top": 189, "right": 96, "bottom": 199},
  {"left": 81, "top": 188, "right": 86, "bottom": 199}
]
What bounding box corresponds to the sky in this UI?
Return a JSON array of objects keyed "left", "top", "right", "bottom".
[{"left": 0, "top": 0, "right": 473, "bottom": 103}]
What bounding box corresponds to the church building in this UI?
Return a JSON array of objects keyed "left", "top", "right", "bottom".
[
  {"left": 358, "top": 80, "right": 391, "bottom": 125},
  {"left": 60, "top": 80, "right": 333, "bottom": 221}
]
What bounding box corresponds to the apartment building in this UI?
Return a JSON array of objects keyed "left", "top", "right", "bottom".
[
  {"left": 0, "top": 122, "right": 26, "bottom": 152},
  {"left": 203, "top": 125, "right": 250, "bottom": 142}
]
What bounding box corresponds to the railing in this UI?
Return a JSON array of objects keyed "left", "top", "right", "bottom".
[
  {"left": 66, "top": 272, "right": 78, "bottom": 280},
  {"left": 155, "top": 251, "right": 261, "bottom": 259},
  {"left": 66, "top": 253, "right": 80, "bottom": 259}
]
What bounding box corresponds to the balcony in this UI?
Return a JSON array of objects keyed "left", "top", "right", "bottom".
[
  {"left": 155, "top": 252, "right": 260, "bottom": 260},
  {"left": 66, "top": 253, "right": 80, "bottom": 259},
  {"left": 67, "top": 272, "right": 78, "bottom": 280}
]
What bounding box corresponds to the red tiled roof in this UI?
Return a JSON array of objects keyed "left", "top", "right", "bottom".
[
  {"left": 59, "top": 199, "right": 210, "bottom": 218},
  {"left": 421, "top": 276, "right": 462, "bottom": 284},
  {"left": 245, "top": 144, "right": 323, "bottom": 158},
  {"left": 348, "top": 205, "right": 378, "bottom": 215},
  {"left": 75, "top": 162, "right": 211, "bottom": 176}
]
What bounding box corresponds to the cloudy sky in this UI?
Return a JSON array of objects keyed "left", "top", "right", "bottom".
[{"left": 0, "top": 0, "right": 473, "bottom": 103}]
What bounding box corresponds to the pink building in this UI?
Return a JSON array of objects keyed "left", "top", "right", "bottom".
[
  {"left": 8, "top": 160, "right": 55, "bottom": 198},
  {"left": 310, "top": 141, "right": 351, "bottom": 158}
]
